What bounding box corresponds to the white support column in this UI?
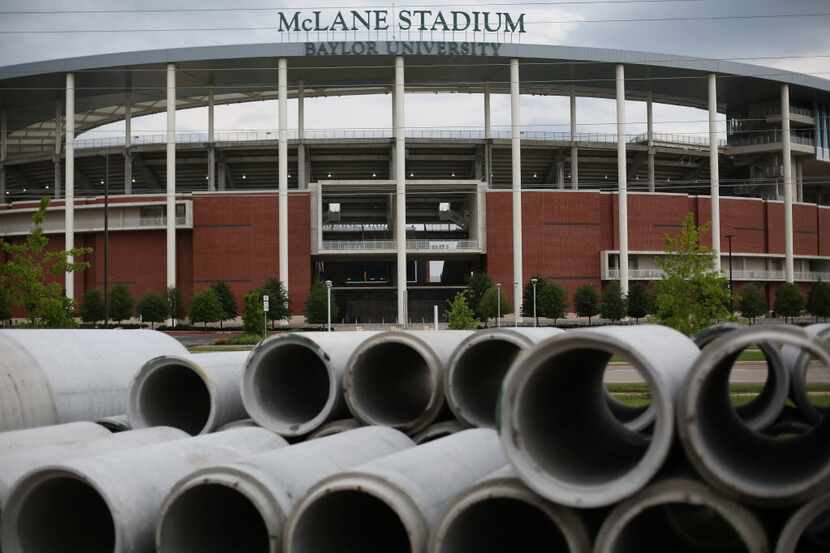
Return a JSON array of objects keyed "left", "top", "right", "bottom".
[
  {"left": 616, "top": 64, "right": 629, "bottom": 296},
  {"left": 511, "top": 59, "right": 524, "bottom": 319},
  {"left": 570, "top": 91, "right": 578, "bottom": 189},
  {"left": 0, "top": 109, "right": 6, "bottom": 201},
  {"left": 708, "top": 74, "right": 721, "bottom": 272},
  {"left": 54, "top": 99, "right": 62, "bottom": 199},
  {"left": 65, "top": 73, "right": 75, "bottom": 300},
  {"left": 207, "top": 89, "right": 215, "bottom": 191},
  {"left": 797, "top": 158, "right": 804, "bottom": 202},
  {"left": 484, "top": 85, "right": 492, "bottom": 186},
  {"left": 395, "top": 56, "right": 407, "bottom": 324},
  {"left": 647, "top": 95, "right": 655, "bottom": 193},
  {"left": 557, "top": 160, "right": 565, "bottom": 189},
  {"left": 298, "top": 82, "right": 306, "bottom": 189},
  {"left": 278, "top": 58, "right": 289, "bottom": 293},
  {"left": 124, "top": 98, "right": 132, "bottom": 195},
  {"left": 166, "top": 63, "right": 177, "bottom": 290},
  {"left": 782, "top": 84, "right": 794, "bottom": 283}
]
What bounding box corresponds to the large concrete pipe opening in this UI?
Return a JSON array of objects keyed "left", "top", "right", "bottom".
[
  {"left": 289, "top": 490, "right": 412, "bottom": 553},
  {"left": 129, "top": 358, "right": 212, "bottom": 435},
  {"left": 158, "top": 484, "right": 269, "bottom": 553},
  {"left": 777, "top": 494, "right": 830, "bottom": 553},
  {"left": 679, "top": 326, "right": 830, "bottom": 504},
  {"left": 783, "top": 324, "right": 830, "bottom": 425},
  {"left": 9, "top": 472, "right": 115, "bottom": 553},
  {"left": 345, "top": 335, "right": 441, "bottom": 431}
]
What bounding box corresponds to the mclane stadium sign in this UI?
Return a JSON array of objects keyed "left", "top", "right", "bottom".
[{"left": 277, "top": 10, "right": 527, "bottom": 34}]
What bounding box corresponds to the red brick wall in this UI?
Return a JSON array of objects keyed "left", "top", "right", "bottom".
[
  {"left": 627, "top": 193, "right": 691, "bottom": 251},
  {"left": 484, "top": 192, "right": 515, "bottom": 303}
]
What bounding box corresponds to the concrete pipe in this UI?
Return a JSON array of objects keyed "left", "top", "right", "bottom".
[
  {"left": 0, "top": 427, "right": 188, "bottom": 509},
  {"left": 431, "top": 466, "right": 591, "bottom": 553},
  {"left": 446, "top": 328, "right": 563, "bottom": 428},
  {"left": 678, "top": 325, "right": 830, "bottom": 506},
  {"left": 307, "top": 418, "right": 361, "bottom": 440},
  {"left": 94, "top": 416, "right": 131, "bottom": 433},
  {"left": 242, "top": 332, "right": 378, "bottom": 437},
  {"left": 776, "top": 492, "right": 830, "bottom": 553},
  {"left": 499, "top": 325, "right": 699, "bottom": 508},
  {"left": 344, "top": 330, "right": 474, "bottom": 434},
  {"left": 284, "top": 428, "right": 506, "bottom": 553},
  {"left": 0, "top": 422, "right": 110, "bottom": 454},
  {"left": 0, "top": 329, "right": 188, "bottom": 432},
  {"left": 0, "top": 427, "right": 287, "bottom": 553},
  {"left": 694, "top": 322, "right": 791, "bottom": 430},
  {"left": 594, "top": 477, "right": 769, "bottom": 553},
  {"left": 157, "top": 426, "right": 413, "bottom": 553},
  {"left": 128, "top": 352, "right": 249, "bottom": 435},
  {"left": 780, "top": 323, "right": 830, "bottom": 425},
  {"left": 412, "top": 420, "right": 464, "bottom": 445},
  {"left": 217, "top": 419, "right": 259, "bottom": 431}
]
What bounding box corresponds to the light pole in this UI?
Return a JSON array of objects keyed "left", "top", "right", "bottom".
[
  {"left": 531, "top": 278, "right": 538, "bottom": 327},
  {"left": 325, "top": 280, "right": 333, "bottom": 331},
  {"left": 496, "top": 282, "right": 502, "bottom": 328},
  {"left": 103, "top": 150, "right": 110, "bottom": 327},
  {"left": 726, "top": 234, "right": 735, "bottom": 313}
]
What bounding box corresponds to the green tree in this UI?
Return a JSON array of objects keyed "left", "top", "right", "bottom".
[
  {"left": 654, "top": 214, "right": 731, "bottom": 335},
  {"left": 806, "top": 280, "right": 830, "bottom": 322},
  {"left": 109, "top": 285, "right": 134, "bottom": 325},
  {"left": 600, "top": 281, "right": 627, "bottom": 322},
  {"left": 775, "top": 283, "right": 805, "bottom": 323},
  {"left": 0, "top": 286, "right": 11, "bottom": 326},
  {"left": 466, "top": 272, "right": 493, "bottom": 319},
  {"left": 262, "top": 278, "right": 291, "bottom": 328},
  {"left": 211, "top": 281, "right": 238, "bottom": 329},
  {"left": 80, "top": 289, "right": 106, "bottom": 326},
  {"left": 305, "top": 281, "right": 338, "bottom": 325},
  {"left": 446, "top": 292, "right": 479, "bottom": 330},
  {"left": 574, "top": 284, "right": 600, "bottom": 325},
  {"left": 478, "top": 285, "right": 513, "bottom": 326},
  {"left": 167, "top": 287, "right": 185, "bottom": 327},
  {"left": 738, "top": 284, "right": 768, "bottom": 324},
  {"left": 522, "top": 276, "right": 568, "bottom": 324},
  {"left": 627, "top": 283, "right": 653, "bottom": 323},
  {"left": 0, "top": 197, "right": 90, "bottom": 327},
  {"left": 136, "top": 292, "right": 170, "bottom": 330},
  {"left": 189, "top": 289, "right": 224, "bottom": 329},
  {"left": 242, "top": 289, "right": 266, "bottom": 336}
]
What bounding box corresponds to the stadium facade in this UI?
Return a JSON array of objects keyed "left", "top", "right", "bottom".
[{"left": 1, "top": 29, "right": 830, "bottom": 323}]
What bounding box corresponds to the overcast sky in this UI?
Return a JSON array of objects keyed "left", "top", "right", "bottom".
[{"left": 1, "top": 0, "right": 828, "bottom": 139}]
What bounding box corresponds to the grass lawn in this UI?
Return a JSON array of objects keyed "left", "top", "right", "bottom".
[
  {"left": 610, "top": 348, "right": 767, "bottom": 364},
  {"left": 188, "top": 345, "right": 255, "bottom": 352},
  {"left": 608, "top": 382, "right": 830, "bottom": 408}
]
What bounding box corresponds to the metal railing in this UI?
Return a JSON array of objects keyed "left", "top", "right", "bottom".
[
  {"left": 320, "top": 238, "right": 480, "bottom": 251},
  {"left": 728, "top": 130, "right": 815, "bottom": 148},
  {"left": 606, "top": 267, "right": 830, "bottom": 282}
]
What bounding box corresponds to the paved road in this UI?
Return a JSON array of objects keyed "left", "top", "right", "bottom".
[{"left": 604, "top": 362, "right": 830, "bottom": 385}]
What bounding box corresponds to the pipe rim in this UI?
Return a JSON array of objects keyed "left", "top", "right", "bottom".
[
  {"left": 431, "top": 477, "right": 590, "bottom": 553},
  {"left": 594, "top": 478, "right": 768, "bottom": 553},
  {"left": 413, "top": 421, "right": 465, "bottom": 445},
  {"left": 242, "top": 334, "right": 338, "bottom": 437},
  {"left": 128, "top": 355, "right": 217, "bottom": 435},
  {"left": 343, "top": 331, "right": 444, "bottom": 434},
  {"left": 284, "top": 472, "right": 425, "bottom": 553},
  {"left": 791, "top": 326, "right": 830, "bottom": 425},
  {"left": 499, "top": 331, "right": 675, "bottom": 508},
  {"left": 157, "top": 467, "right": 283, "bottom": 553},
  {"left": 679, "top": 326, "right": 830, "bottom": 504},
  {"left": 776, "top": 492, "right": 830, "bottom": 553},
  {"left": 307, "top": 418, "right": 361, "bottom": 440},
  {"left": 446, "top": 330, "right": 532, "bottom": 428}
]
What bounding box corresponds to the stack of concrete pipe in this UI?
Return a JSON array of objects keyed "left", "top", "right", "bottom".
[{"left": 1, "top": 323, "right": 829, "bottom": 552}]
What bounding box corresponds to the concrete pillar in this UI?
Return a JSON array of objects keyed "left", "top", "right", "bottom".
[
  {"left": 278, "top": 59, "right": 289, "bottom": 293},
  {"left": 511, "top": 59, "right": 524, "bottom": 318},
  {"left": 797, "top": 158, "right": 804, "bottom": 202},
  {"left": 395, "top": 57, "right": 407, "bottom": 324},
  {"left": 65, "top": 73, "right": 75, "bottom": 300},
  {"left": 647, "top": 95, "right": 655, "bottom": 193},
  {"left": 0, "top": 109, "right": 6, "bottom": 202},
  {"left": 782, "top": 84, "right": 794, "bottom": 283},
  {"left": 708, "top": 74, "right": 721, "bottom": 272},
  {"left": 570, "top": 91, "right": 578, "bottom": 189},
  {"left": 166, "top": 63, "right": 177, "bottom": 290},
  {"left": 298, "top": 82, "right": 306, "bottom": 189},
  {"left": 484, "top": 85, "right": 492, "bottom": 186},
  {"left": 207, "top": 90, "right": 215, "bottom": 192},
  {"left": 557, "top": 160, "right": 565, "bottom": 189},
  {"left": 616, "top": 64, "right": 629, "bottom": 296},
  {"left": 124, "top": 99, "right": 132, "bottom": 195},
  {"left": 53, "top": 99, "right": 62, "bottom": 199}
]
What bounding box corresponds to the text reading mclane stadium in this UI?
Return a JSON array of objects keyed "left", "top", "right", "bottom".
[{"left": 278, "top": 10, "right": 526, "bottom": 33}]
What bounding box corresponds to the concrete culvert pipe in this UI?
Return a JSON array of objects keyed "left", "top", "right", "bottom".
[
  {"left": 0, "top": 329, "right": 189, "bottom": 432},
  {"left": 412, "top": 420, "right": 464, "bottom": 444},
  {"left": 776, "top": 492, "right": 830, "bottom": 553},
  {"left": 157, "top": 426, "right": 413, "bottom": 553},
  {"left": 284, "top": 428, "right": 506, "bottom": 553},
  {"left": 94, "top": 416, "right": 131, "bottom": 433},
  {"left": 780, "top": 323, "right": 830, "bottom": 425},
  {"left": 128, "top": 352, "right": 249, "bottom": 435},
  {"left": 242, "top": 332, "right": 378, "bottom": 437},
  {"left": 679, "top": 325, "right": 830, "bottom": 506},
  {"left": 344, "top": 330, "right": 473, "bottom": 434},
  {"left": 693, "top": 323, "right": 791, "bottom": 430},
  {"left": 446, "top": 328, "right": 563, "bottom": 428},
  {"left": 217, "top": 419, "right": 259, "bottom": 431},
  {"left": 499, "top": 325, "right": 699, "bottom": 508},
  {"left": 307, "top": 418, "right": 361, "bottom": 440},
  {"left": 432, "top": 466, "right": 591, "bottom": 553},
  {"left": 0, "top": 422, "right": 110, "bottom": 454},
  {"left": 594, "top": 477, "right": 769, "bottom": 553},
  {"left": 0, "top": 427, "right": 287, "bottom": 553}
]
